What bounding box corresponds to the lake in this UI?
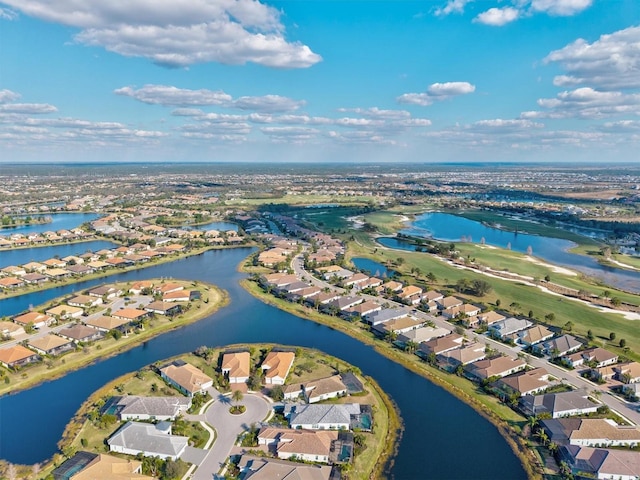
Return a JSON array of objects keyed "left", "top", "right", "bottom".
[
  {"left": 187, "top": 221, "right": 238, "bottom": 232},
  {"left": 402, "top": 212, "right": 640, "bottom": 293},
  {"left": 0, "top": 248, "right": 526, "bottom": 479},
  {"left": 0, "top": 213, "right": 101, "bottom": 235},
  {"left": 351, "top": 257, "right": 395, "bottom": 279},
  {"left": 0, "top": 240, "right": 119, "bottom": 270}
]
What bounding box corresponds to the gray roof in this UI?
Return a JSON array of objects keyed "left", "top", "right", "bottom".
[
  {"left": 489, "top": 317, "right": 532, "bottom": 337},
  {"left": 113, "top": 395, "right": 191, "bottom": 419},
  {"left": 285, "top": 403, "right": 360, "bottom": 426},
  {"left": 325, "top": 296, "right": 362, "bottom": 310},
  {"left": 107, "top": 421, "right": 188, "bottom": 457},
  {"left": 543, "top": 335, "right": 582, "bottom": 355},
  {"left": 365, "top": 307, "right": 410, "bottom": 325},
  {"left": 520, "top": 390, "right": 598, "bottom": 417}
]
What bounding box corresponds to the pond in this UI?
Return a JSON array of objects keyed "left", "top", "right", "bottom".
[
  {"left": 0, "top": 240, "right": 119, "bottom": 270},
  {"left": 402, "top": 212, "right": 640, "bottom": 293},
  {"left": 0, "top": 248, "right": 526, "bottom": 479},
  {"left": 0, "top": 213, "right": 101, "bottom": 235},
  {"left": 351, "top": 257, "right": 395, "bottom": 278}
]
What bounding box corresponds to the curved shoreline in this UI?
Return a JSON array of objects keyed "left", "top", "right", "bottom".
[
  {"left": 239, "top": 278, "right": 542, "bottom": 480},
  {"left": 0, "top": 280, "right": 228, "bottom": 397},
  {"left": 16, "top": 343, "right": 397, "bottom": 480}
]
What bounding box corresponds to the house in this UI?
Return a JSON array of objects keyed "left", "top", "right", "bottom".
[
  {"left": 262, "top": 273, "right": 299, "bottom": 288},
  {"left": 51, "top": 452, "right": 152, "bottom": 480},
  {"left": 364, "top": 307, "right": 410, "bottom": 326},
  {"left": 517, "top": 325, "right": 554, "bottom": 346},
  {"left": 465, "top": 356, "right": 527, "bottom": 380},
  {"left": 438, "top": 342, "right": 486, "bottom": 366},
  {"left": 27, "top": 334, "right": 75, "bottom": 356},
  {"left": 495, "top": 367, "right": 551, "bottom": 397},
  {"left": 286, "top": 403, "right": 361, "bottom": 430},
  {"left": 380, "top": 280, "right": 403, "bottom": 293},
  {"left": 398, "top": 326, "right": 450, "bottom": 344},
  {"left": 437, "top": 296, "right": 463, "bottom": 311},
  {"left": 0, "top": 277, "right": 24, "bottom": 289},
  {"left": 129, "top": 280, "right": 154, "bottom": 295},
  {"left": 261, "top": 351, "right": 295, "bottom": 385},
  {"left": 144, "top": 301, "right": 182, "bottom": 316},
  {"left": 397, "top": 285, "right": 423, "bottom": 304},
  {"left": 373, "top": 315, "right": 423, "bottom": 336},
  {"left": 615, "top": 362, "right": 640, "bottom": 383},
  {"left": 1, "top": 266, "right": 26, "bottom": 277},
  {"left": 477, "top": 310, "right": 506, "bottom": 326},
  {"left": 45, "top": 268, "right": 72, "bottom": 279},
  {"left": 160, "top": 361, "right": 213, "bottom": 396},
  {"left": 84, "top": 315, "right": 132, "bottom": 333},
  {"left": 418, "top": 333, "right": 464, "bottom": 356},
  {"left": 221, "top": 351, "right": 251, "bottom": 384},
  {"left": 563, "top": 347, "right": 618, "bottom": 369},
  {"left": 519, "top": 390, "right": 600, "bottom": 418},
  {"left": 88, "top": 285, "right": 122, "bottom": 299},
  {"left": 13, "top": 311, "right": 55, "bottom": 328},
  {"left": 422, "top": 290, "right": 444, "bottom": 303},
  {"left": 112, "top": 308, "right": 148, "bottom": 323},
  {"left": 22, "top": 262, "right": 46, "bottom": 273},
  {"left": 488, "top": 317, "right": 533, "bottom": 340},
  {"left": 542, "top": 418, "right": 640, "bottom": 447},
  {"left": 65, "top": 264, "right": 94, "bottom": 275},
  {"left": 45, "top": 305, "right": 84, "bottom": 320},
  {"left": 303, "top": 375, "right": 348, "bottom": 403},
  {"left": 559, "top": 445, "right": 640, "bottom": 480},
  {"left": 343, "top": 300, "right": 382, "bottom": 318},
  {"left": 67, "top": 294, "right": 102, "bottom": 308},
  {"left": 108, "top": 421, "right": 188, "bottom": 460},
  {"left": 257, "top": 427, "right": 338, "bottom": 463},
  {"left": 106, "top": 256, "right": 132, "bottom": 267},
  {"left": 0, "top": 345, "right": 40, "bottom": 368},
  {"left": 162, "top": 290, "right": 194, "bottom": 302},
  {"left": 238, "top": 455, "right": 332, "bottom": 480},
  {"left": 22, "top": 273, "right": 48, "bottom": 284},
  {"left": 441, "top": 303, "right": 482, "bottom": 319},
  {"left": 538, "top": 335, "right": 582, "bottom": 357},
  {"left": 322, "top": 296, "right": 363, "bottom": 313},
  {"left": 342, "top": 273, "right": 370, "bottom": 287},
  {"left": 107, "top": 395, "right": 191, "bottom": 421},
  {"left": 0, "top": 321, "right": 25, "bottom": 338},
  {"left": 58, "top": 324, "right": 104, "bottom": 343},
  {"left": 43, "top": 258, "right": 67, "bottom": 268}
]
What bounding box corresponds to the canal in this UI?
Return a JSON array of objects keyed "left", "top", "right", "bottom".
[{"left": 0, "top": 248, "right": 526, "bottom": 479}]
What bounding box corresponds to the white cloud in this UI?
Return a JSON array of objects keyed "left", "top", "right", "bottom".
[
  {"left": 337, "top": 107, "right": 411, "bottom": 120},
  {"left": 522, "top": 87, "right": 640, "bottom": 119},
  {"left": 474, "top": 7, "right": 519, "bottom": 26},
  {"left": 434, "top": 0, "right": 474, "bottom": 16},
  {"left": 0, "top": 103, "right": 57, "bottom": 114},
  {"left": 599, "top": 120, "right": 640, "bottom": 132},
  {"left": 0, "top": 89, "right": 21, "bottom": 103},
  {"left": 530, "top": 0, "right": 592, "bottom": 16},
  {"left": 116, "top": 85, "right": 304, "bottom": 113},
  {"left": 115, "top": 85, "right": 232, "bottom": 106},
  {"left": 0, "top": 7, "right": 17, "bottom": 20},
  {"left": 545, "top": 25, "right": 640, "bottom": 90},
  {"left": 233, "top": 95, "right": 305, "bottom": 113},
  {"left": 428, "top": 82, "right": 476, "bottom": 97},
  {"left": 471, "top": 119, "right": 544, "bottom": 131},
  {"left": 397, "top": 81, "right": 475, "bottom": 106},
  {"left": 2, "top": 0, "right": 321, "bottom": 68}
]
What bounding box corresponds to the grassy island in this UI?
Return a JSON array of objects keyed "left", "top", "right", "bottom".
[{"left": 8, "top": 344, "right": 397, "bottom": 480}]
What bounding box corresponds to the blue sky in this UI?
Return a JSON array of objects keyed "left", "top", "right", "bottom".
[{"left": 1, "top": 0, "right": 639, "bottom": 163}]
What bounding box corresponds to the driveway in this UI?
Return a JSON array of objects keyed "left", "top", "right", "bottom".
[{"left": 191, "top": 392, "right": 271, "bottom": 480}]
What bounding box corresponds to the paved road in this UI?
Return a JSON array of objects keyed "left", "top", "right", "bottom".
[
  {"left": 291, "top": 252, "right": 640, "bottom": 425},
  {"left": 189, "top": 391, "right": 271, "bottom": 480}
]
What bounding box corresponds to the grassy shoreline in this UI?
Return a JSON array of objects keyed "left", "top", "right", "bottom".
[
  {"left": 0, "top": 280, "right": 228, "bottom": 397},
  {"left": 240, "top": 279, "right": 543, "bottom": 480}
]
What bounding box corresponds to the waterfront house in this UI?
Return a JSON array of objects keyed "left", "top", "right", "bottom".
[
  {"left": 67, "top": 294, "right": 102, "bottom": 308},
  {"left": 0, "top": 321, "right": 25, "bottom": 338},
  {"left": 465, "top": 356, "right": 527, "bottom": 380},
  {"left": 0, "top": 345, "right": 39, "bottom": 369},
  {"left": 286, "top": 403, "right": 361, "bottom": 430},
  {"left": 58, "top": 324, "right": 104, "bottom": 343},
  {"left": 145, "top": 301, "right": 182, "bottom": 316},
  {"left": 257, "top": 427, "right": 338, "bottom": 464},
  {"left": 27, "top": 334, "right": 74, "bottom": 356},
  {"left": 13, "top": 311, "right": 55, "bottom": 328},
  {"left": 160, "top": 361, "right": 213, "bottom": 396},
  {"left": 108, "top": 421, "right": 188, "bottom": 460},
  {"left": 221, "top": 351, "right": 251, "bottom": 384},
  {"left": 496, "top": 368, "right": 551, "bottom": 397},
  {"left": 418, "top": 333, "right": 464, "bottom": 356},
  {"left": 302, "top": 375, "right": 348, "bottom": 403},
  {"left": 88, "top": 285, "right": 122, "bottom": 299},
  {"left": 261, "top": 351, "right": 295, "bottom": 385},
  {"left": 108, "top": 395, "right": 191, "bottom": 421},
  {"left": 559, "top": 445, "right": 640, "bottom": 480},
  {"left": 438, "top": 342, "right": 486, "bottom": 367},
  {"left": 519, "top": 390, "right": 599, "bottom": 418},
  {"left": 542, "top": 418, "right": 640, "bottom": 447},
  {"left": 112, "top": 308, "right": 148, "bottom": 323},
  {"left": 397, "top": 326, "right": 450, "bottom": 344},
  {"left": 46, "top": 305, "right": 84, "bottom": 320},
  {"left": 237, "top": 455, "right": 332, "bottom": 480},
  {"left": 84, "top": 315, "right": 131, "bottom": 333}
]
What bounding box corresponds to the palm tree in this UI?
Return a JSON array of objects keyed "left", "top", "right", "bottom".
[{"left": 232, "top": 389, "right": 243, "bottom": 406}]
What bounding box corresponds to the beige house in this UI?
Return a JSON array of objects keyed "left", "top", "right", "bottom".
[
  {"left": 261, "top": 351, "right": 295, "bottom": 385},
  {"left": 160, "top": 362, "right": 213, "bottom": 396}
]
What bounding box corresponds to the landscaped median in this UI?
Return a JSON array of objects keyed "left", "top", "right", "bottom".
[
  {"left": 16, "top": 343, "right": 397, "bottom": 480},
  {"left": 0, "top": 279, "right": 227, "bottom": 396}
]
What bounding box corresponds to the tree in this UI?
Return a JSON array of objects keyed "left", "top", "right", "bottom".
[
  {"left": 471, "top": 279, "right": 492, "bottom": 296},
  {"left": 396, "top": 257, "right": 405, "bottom": 265},
  {"left": 163, "top": 459, "right": 181, "bottom": 479},
  {"left": 610, "top": 297, "right": 621, "bottom": 307},
  {"left": 545, "top": 313, "right": 555, "bottom": 323},
  {"left": 269, "top": 385, "right": 284, "bottom": 402},
  {"left": 528, "top": 310, "right": 534, "bottom": 319},
  {"left": 426, "top": 272, "right": 437, "bottom": 284},
  {"left": 544, "top": 275, "right": 551, "bottom": 282},
  {"left": 609, "top": 332, "right": 616, "bottom": 341},
  {"left": 232, "top": 389, "right": 244, "bottom": 405},
  {"left": 587, "top": 330, "right": 594, "bottom": 341},
  {"left": 495, "top": 299, "right": 501, "bottom": 307},
  {"left": 619, "top": 338, "right": 626, "bottom": 348}
]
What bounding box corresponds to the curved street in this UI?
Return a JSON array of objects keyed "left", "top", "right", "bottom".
[{"left": 184, "top": 389, "right": 271, "bottom": 480}]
